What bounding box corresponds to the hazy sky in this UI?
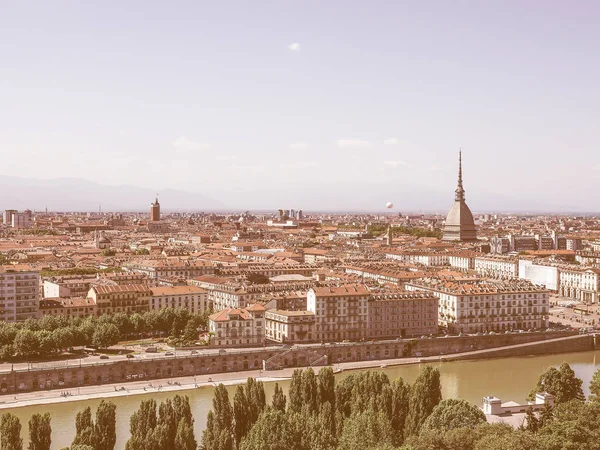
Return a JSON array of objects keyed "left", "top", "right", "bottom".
[{"left": 1, "top": 1, "right": 599, "bottom": 211}]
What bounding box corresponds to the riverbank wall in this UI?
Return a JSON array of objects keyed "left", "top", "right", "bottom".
[
  {"left": 0, "top": 331, "right": 587, "bottom": 394},
  {"left": 443, "top": 333, "right": 596, "bottom": 361}
]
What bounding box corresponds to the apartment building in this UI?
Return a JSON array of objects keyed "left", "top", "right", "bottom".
[
  {"left": 38, "top": 297, "right": 97, "bottom": 319},
  {"left": 0, "top": 267, "right": 40, "bottom": 322},
  {"left": 149, "top": 285, "right": 207, "bottom": 314},
  {"left": 87, "top": 284, "right": 152, "bottom": 316},
  {"left": 474, "top": 255, "right": 519, "bottom": 279},
  {"left": 343, "top": 264, "right": 425, "bottom": 287},
  {"left": 448, "top": 252, "right": 476, "bottom": 271},
  {"left": 367, "top": 292, "right": 438, "bottom": 339},
  {"left": 385, "top": 251, "right": 449, "bottom": 267},
  {"left": 208, "top": 303, "right": 266, "bottom": 347},
  {"left": 307, "top": 285, "right": 370, "bottom": 342},
  {"left": 405, "top": 278, "right": 549, "bottom": 333},
  {"left": 124, "top": 259, "right": 216, "bottom": 280},
  {"left": 265, "top": 310, "right": 316, "bottom": 343},
  {"left": 191, "top": 275, "right": 314, "bottom": 311},
  {"left": 43, "top": 277, "right": 96, "bottom": 299}
]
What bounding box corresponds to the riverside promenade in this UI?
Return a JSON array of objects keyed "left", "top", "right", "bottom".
[{"left": 0, "top": 332, "right": 593, "bottom": 411}]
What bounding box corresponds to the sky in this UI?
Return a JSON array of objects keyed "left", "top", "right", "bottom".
[{"left": 1, "top": 1, "right": 600, "bottom": 211}]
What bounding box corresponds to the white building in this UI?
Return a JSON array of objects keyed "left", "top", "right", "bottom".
[
  {"left": 558, "top": 267, "right": 600, "bottom": 303},
  {"left": 474, "top": 255, "right": 519, "bottom": 279},
  {"left": 208, "top": 303, "right": 266, "bottom": 347},
  {"left": 518, "top": 260, "right": 559, "bottom": 291},
  {"left": 265, "top": 310, "right": 316, "bottom": 343},
  {"left": 385, "top": 251, "right": 449, "bottom": 267},
  {"left": 0, "top": 267, "right": 40, "bottom": 322},
  {"left": 449, "top": 253, "right": 476, "bottom": 271},
  {"left": 150, "top": 285, "right": 207, "bottom": 314},
  {"left": 405, "top": 278, "right": 549, "bottom": 333}
]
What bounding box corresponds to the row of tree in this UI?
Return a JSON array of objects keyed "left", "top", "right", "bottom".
[
  {"left": 0, "top": 307, "right": 210, "bottom": 361},
  {"left": 0, "top": 395, "right": 196, "bottom": 450},
  {"left": 201, "top": 363, "right": 600, "bottom": 450}
]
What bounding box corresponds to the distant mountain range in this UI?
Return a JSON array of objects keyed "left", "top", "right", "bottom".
[
  {"left": 0, "top": 174, "right": 589, "bottom": 214},
  {"left": 0, "top": 175, "right": 227, "bottom": 212}
]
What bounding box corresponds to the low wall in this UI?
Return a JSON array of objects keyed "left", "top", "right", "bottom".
[
  {"left": 0, "top": 331, "right": 586, "bottom": 394},
  {"left": 445, "top": 334, "right": 595, "bottom": 361}
]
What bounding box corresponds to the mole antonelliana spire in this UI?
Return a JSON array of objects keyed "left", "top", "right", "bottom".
[{"left": 442, "top": 150, "right": 477, "bottom": 241}]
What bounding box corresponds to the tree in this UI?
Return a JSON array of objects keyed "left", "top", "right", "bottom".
[
  {"left": 421, "top": 398, "right": 486, "bottom": 433},
  {"left": 174, "top": 420, "right": 196, "bottom": 450},
  {"left": 125, "top": 399, "right": 157, "bottom": 450},
  {"left": 72, "top": 407, "right": 94, "bottom": 448},
  {"left": 338, "top": 410, "right": 394, "bottom": 450},
  {"left": 528, "top": 363, "right": 584, "bottom": 404},
  {"left": 202, "top": 385, "right": 233, "bottom": 450},
  {"left": 94, "top": 400, "right": 116, "bottom": 450},
  {"left": 0, "top": 413, "right": 22, "bottom": 450},
  {"left": 404, "top": 365, "right": 442, "bottom": 437},
  {"left": 233, "top": 385, "right": 248, "bottom": 448},
  {"left": 92, "top": 323, "right": 120, "bottom": 349},
  {"left": 271, "top": 383, "right": 286, "bottom": 412},
  {"left": 28, "top": 413, "right": 51, "bottom": 450},
  {"left": 389, "top": 378, "right": 410, "bottom": 445},
  {"left": 239, "top": 409, "right": 296, "bottom": 450},
  {"left": 524, "top": 407, "right": 539, "bottom": 433},
  {"left": 288, "top": 369, "right": 303, "bottom": 414},
  {"left": 13, "top": 330, "right": 39, "bottom": 357},
  {"left": 589, "top": 368, "right": 600, "bottom": 399},
  {"left": 126, "top": 396, "right": 194, "bottom": 450},
  {"left": 244, "top": 378, "right": 266, "bottom": 427},
  {"left": 318, "top": 367, "right": 336, "bottom": 408}
]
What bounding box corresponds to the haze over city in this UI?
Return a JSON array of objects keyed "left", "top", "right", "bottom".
[{"left": 2, "top": 1, "right": 600, "bottom": 211}]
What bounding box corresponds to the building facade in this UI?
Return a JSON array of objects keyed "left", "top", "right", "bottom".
[
  {"left": 474, "top": 256, "right": 519, "bottom": 279},
  {"left": 150, "top": 285, "right": 207, "bottom": 314},
  {"left": 367, "top": 292, "right": 439, "bottom": 339},
  {"left": 405, "top": 279, "right": 549, "bottom": 333},
  {"left": 0, "top": 268, "right": 40, "bottom": 322},
  {"left": 87, "top": 284, "right": 152, "bottom": 316},
  {"left": 307, "top": 285, "right": 370, "bottom": 342},
  {"left": 265, "top": 310, "right": 316, "bottom": 343},
  {"left": 208, "top": 303, "right": 266, "bottom": 347}
]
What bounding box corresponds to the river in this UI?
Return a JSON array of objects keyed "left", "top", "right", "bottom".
[{"left": 7, "top": 350, "right": 600, "bottom": 449}]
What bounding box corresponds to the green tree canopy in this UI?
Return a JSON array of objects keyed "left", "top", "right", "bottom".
[
  {"left": 404, "top": 365, "right": 442, "bottom": 437},
  {"left": 421, "top": 399, "right": 486, "bottom": 433},
  {"left": 0, "top": 413, "right": 22, "bottom": 450},
  {"left": 528, "top": 362, "right": 584, "bottom": 404},
  {"left": 27, "top": 413, "right": 51, "bottom": 450}
]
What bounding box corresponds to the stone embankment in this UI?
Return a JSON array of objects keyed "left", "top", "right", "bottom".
[{"left": 0, "top": 331, "right": 592, "bottom": 395}]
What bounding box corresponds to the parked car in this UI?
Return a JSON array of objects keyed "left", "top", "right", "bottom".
[
  {"left": 100, "top": 355, "right": 109, "bottom": 360},
  {"left": 165, "top": 351, "right": 175, "bottom": 356},
  {"left": 126, "top": 353, "right": 135, "bottom": 359}
]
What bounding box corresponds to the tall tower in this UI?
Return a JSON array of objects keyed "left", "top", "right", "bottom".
[
  {"left": 150, "top": 196, "right": 161, "bottom": 222},
  {"left": 442, "top": 151, "right": 477, "bottom": 241},
  {"left": 385, "top": 224, "right": 393, "bottom": 247}
]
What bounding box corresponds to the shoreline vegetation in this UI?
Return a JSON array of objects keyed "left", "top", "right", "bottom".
[{"left": 1, "top": 362, "right": 599, "bottom": 450}]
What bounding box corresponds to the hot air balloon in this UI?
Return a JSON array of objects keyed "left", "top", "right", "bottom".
[{"left": 386, "top": 202, "right": 394, "bottom": 209}]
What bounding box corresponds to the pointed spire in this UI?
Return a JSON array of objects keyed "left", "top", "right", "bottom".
[{"left": 455, "top": 149, "right": 465, "bottom": 202}]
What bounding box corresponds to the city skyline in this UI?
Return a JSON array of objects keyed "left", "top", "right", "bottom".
[{"left": 2, "top": 1, "right": 600, "bottom": 211}]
